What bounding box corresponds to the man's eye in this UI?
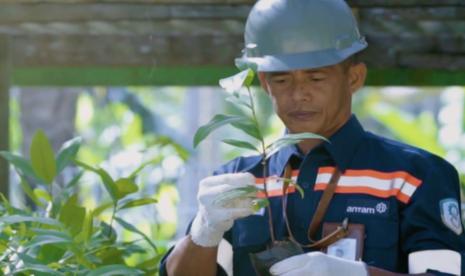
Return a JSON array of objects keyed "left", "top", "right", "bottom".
[
  {"left": 311, "top": 76, "right": 325, "bottom": 81},
  {"left": 272, "top": 78, "right": 289, "bottom": 84}
]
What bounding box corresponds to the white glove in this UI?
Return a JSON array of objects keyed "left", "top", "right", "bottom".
[
  {"left": 269, "top": 252, "right": 368, "bottom": 276},
  {"left": 190, "top": 173, "right": 256, "bottom": 247}
]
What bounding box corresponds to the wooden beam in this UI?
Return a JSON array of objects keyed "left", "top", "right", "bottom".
[
  {"left": 362, "top": 34, "right": 465, "bottom": 54},
  {"left": 0, "top": 19, "right": 245, "bottom": 36},
  {"left": 0, "top": 3, "right": 251, "bottom": 23},
  {"left": 10, "top": 66, "right": 465, "bottom": 86},
  {"left": 399, "top": 54, "right": 465, "bottom": 70},
  {"left": 0, "top": 35, "right": 10, "bottom": 199},
  {"left": 9, "top": 34, "right": 244, "bottom": 66},
  {"left": 0, "top": 0, "right": 461, "bottom": 25},
  {"left": 0, "top": 0, "right": 255, "bottom": 3},
  {"left": 347, "top": 0, "right": 465, "bottom": 7},
  {"left": 0, "top": 0, "right": 463, "bottom": 6},
  {"left": 8, "top": 33, "right": 465, "bottom": 69},
  {"left": 360, "top": 7, "right": 465, "bottom": 20}
]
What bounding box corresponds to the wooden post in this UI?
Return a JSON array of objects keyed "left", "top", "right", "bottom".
[{"left": 0, "top": 35, "right": 10, "bottom": 198}]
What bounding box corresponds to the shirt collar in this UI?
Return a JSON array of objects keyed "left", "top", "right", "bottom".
[
  {"left": 274, "top": 115, "right": 365, "bottom": 173},
  {"left": 322, "top": 115, "right": 365, "bottom": 172}
]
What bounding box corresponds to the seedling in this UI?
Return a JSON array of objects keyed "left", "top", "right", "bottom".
[{"left": 193, "top": 68, "right": 328, "bottom": 275}]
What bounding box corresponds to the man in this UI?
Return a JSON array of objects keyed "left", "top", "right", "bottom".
[{"left": 162, "top": 0, "right": 465, "bottom": 275}]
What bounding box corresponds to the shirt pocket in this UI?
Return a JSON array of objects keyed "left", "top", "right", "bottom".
[{"left": 362, "top": 218, "right": 400, "bottom": 272}]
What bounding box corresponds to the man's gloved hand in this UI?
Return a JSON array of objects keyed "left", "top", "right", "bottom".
[
  {"left": 269, "top": 252, "right": 368, "bottom": 276},
  {"left": 190, "top": 173, "right": 256, "bottom": 247}
]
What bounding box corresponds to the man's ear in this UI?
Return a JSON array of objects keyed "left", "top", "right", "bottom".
[
  {"left": 258, "top": 72, "right": 269, "bottom": 94},
  {"left": 348, "top": 62, "right": 367, "bottom": 95}
]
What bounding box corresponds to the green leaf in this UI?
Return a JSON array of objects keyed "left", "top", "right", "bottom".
[
  {"left": 0, "top": 193, "right": 13, "bottom": 214},
  {"left": 0, "top": 215, "right": 61, "bottom": 226},
  {"left": 252, "top": 198, "right": 269, "bottom": 212},
  {"left": 59, "top": 194, "right": 86, "bottom": 236},
  {"left": 73, "top": 159, "right": 95, "bottom": 171},
  {"left": 75, "top": 160, "right": 118, "bottom": 202},
  {"left": 78, "top": 210, "right": 94, "bottom": 243},
  {"left": 96, "top": 168, "right": 118, "bottom": 201},
  {"left": 287, "top": 180, "right": 304, "bottom": 199},
  {"left": 219, "top": 69, "right": 255, "bottom": 93},
  {"left": 33, "top": 188, "right": 52, "bottom": 203},
  {"left": 30, "top": 129, "right": 57, "bottom": 185},
  {"left": 94, "top": 201, "right": 114, "bottom": 216},
  {"left": 96, "top": 247, "right": 125, "bottom": 265},
  {"left": 38, "top": 244, "right": 66, "bottom": 264},
  {"left": 212, "top": 186, "right": 259, "bottom": 206},
  {"left": 193, "top": 114, "right": 244, "bottom": 148},
  {"left": 117, "top": 198, "right": 157, "bottom": 211},
  {"left": 66, "top": 170, "right": 84, "bottom": 190},
  {"left": 115, "top": 178, "right": 138, "bottom": 200},
  {"left": 266, "top": 132, "right": 328, "bottom": 159},
  {"left": 20, "top": 177, "right": 44, "bottom": 208},
  {"left": 15, "top": 263, "right": 64, "bottom": 276},
  {"left": 244, "top": 69, "right": 255, "bottom": 87},
  {"left": 121, "top": 242, "right": 147, "bottom": 254},
  {"left": 56, "top": 137, "right": 82, "bottom": 174},
  {"left": 32, "top": 228, "right": 72, "bottom": 238},
  {"left": 225, "top": 95, "right": 252, "bottom": 110},
  {"left": 0, "top": 151, "right": 39, "bottom": 180},
  {"left": 99, "top": 221, "right": 117, "bottom": 243},
  {"left": 24, "top": 234, "right": 72, "bottom": 249},
  {"left": 222, "top": 139, "right": 259, "bottom": 152},
  {"left": 136, "top": 255, "right": 163, "bottom": 273},
  {"left": 231, "top": 121, "right": 262, "bottom": 141},
  {"left": 128, "top": 157, "right": 163, "bottom": 179},
  {"left": 114, "top": 217, "right": 158, "bottom": 254},
  {"left": 87, "top": 265, "right": 143, "bottom": 276}
]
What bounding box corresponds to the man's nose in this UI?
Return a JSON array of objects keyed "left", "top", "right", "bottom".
[{"left": 292, "top": 80, "right": 313, "bottom": 102}]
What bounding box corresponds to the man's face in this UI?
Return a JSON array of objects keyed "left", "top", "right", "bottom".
[{"left": 258, "top": 62, "right": 366, "bottom": 138}]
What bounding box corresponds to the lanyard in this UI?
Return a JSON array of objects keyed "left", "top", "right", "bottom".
[{"left": 282, "top": 164, "right": 349, "bottom": 248}]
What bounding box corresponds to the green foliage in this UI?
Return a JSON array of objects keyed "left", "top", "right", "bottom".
[
  {"left": 222, "top": 139, "right": 259, "bottom": 152},
  {"left": 367, "top": 104, "right": 445, "bottom": 156},
  {"left": 30, "top": 129, "right": 57, "bottom": 185},
  {"left": 0, "top": 130, "right": 167, "bottom": 275},
  {"left": 193, "top": 114, "right": 245, "bottom": 148}
]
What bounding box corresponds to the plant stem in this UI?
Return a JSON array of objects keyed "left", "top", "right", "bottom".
[
  {"left": 246, "top": 86, "right": 275, "bottom": 243},
  {"left": 108, "top": 203, "right": 117, "bottom": 237}
]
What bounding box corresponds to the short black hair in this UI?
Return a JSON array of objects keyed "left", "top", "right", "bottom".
[{"left": 341, "top": 51, "right": 364, "bottom": 71}]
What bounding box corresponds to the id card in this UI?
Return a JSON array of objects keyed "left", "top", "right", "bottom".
[
  {"left": 327, "top": 238, "right": 357, "bottom": 260},
  {"left": 322, "top": 222, "right": 365, "bottom": 260}
]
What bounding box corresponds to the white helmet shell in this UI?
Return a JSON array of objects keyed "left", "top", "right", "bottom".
[{"left": 236, "top": 0, "right": 367, "bottom": 72}]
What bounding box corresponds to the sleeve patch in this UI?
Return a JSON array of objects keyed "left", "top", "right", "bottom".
[{"left": 440, "top": 198, "right": 463, "bottom": 235}]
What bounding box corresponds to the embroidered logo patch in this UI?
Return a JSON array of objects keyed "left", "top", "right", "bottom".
[
  {"left": 346, "top": 199, "right": 390, "bottom": 217},
  {"left": 440, "top": 198, "right": 463, "bottom": 235},
  {"left": 375, "top": 202, "right": 388, "bottom": 214}
]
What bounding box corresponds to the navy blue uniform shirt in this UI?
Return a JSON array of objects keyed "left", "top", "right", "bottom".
[{"left": 160, "top": 115, "right": 465, "bottom": 275}]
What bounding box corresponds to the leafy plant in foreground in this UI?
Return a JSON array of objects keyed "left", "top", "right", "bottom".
[{"left": 0, "top": 130, "right": 162, "bottom": 275}]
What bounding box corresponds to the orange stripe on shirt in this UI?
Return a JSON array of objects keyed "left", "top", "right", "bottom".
[
  {"left": 318, "top": 167, "right": 422, "bottom": 186},
  {"left": 314, "top": 183, "right": 410, "bottom": 204},
  {"left": 257, "top": 186, "right": 296, "bottom": 198}
]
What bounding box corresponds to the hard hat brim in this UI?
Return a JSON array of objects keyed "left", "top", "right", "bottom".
[{"left": 239, "top": 40, "right": 367, "bottom": 72}]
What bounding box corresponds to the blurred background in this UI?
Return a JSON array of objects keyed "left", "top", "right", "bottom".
[{"left": 0, "top": 0, "right": 464, "bottom": 267}]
